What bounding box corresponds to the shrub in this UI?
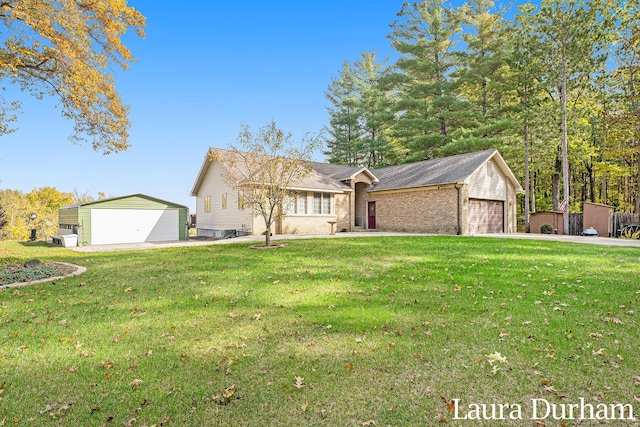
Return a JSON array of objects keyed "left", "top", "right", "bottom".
[
  {"left": 0, "top": 264, "right": 56, "bottom": 285},
  {"left": 540, "top": 224, "right": 553, "bottom": 234}
]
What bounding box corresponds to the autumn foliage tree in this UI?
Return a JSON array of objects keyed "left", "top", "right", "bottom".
[
  {"left": 0, "top": 0, "right": 146, "bottom": 153},
  {"left": 0, "top": 186, "right": 75, "bottom": 240},
  {"left": 210, "top": 121, "right": 320, "bottom": 247}
]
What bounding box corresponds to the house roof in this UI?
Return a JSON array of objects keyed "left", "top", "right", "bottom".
[
  {"left": 191, "top": 148, "right": 352, "bottom": 196},
  {"left": 369, "top": 149, "right": 522, "bottom": 192},
  {"left": 311, "top": 162, "right": 378, "bottom": 183},
  {"left": 191, "top": 148, "right": 522, "bottom": 197},
  {"left": 61, "top": 194, "right": 188, "bottom": 210}
]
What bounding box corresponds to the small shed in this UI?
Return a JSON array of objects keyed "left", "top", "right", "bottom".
[
  {"left": 530, "top": 211, "right": 564, "bottom": 235},
  {"left": 583, "top": 202, "right": 614, "bottom": 237},
  {"left": 58, "top": 194, "right": 189, "bottom": 246}
]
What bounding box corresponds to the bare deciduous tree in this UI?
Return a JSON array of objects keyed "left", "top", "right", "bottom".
[{"left": 210, "top": 121, "right": 320, "bottom": 247}]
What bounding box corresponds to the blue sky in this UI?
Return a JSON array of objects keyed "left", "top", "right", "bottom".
[{"left": 0, "top": 0, "right": 513, "bottom": 210}]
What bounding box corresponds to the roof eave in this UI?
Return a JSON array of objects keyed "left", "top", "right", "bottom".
[{"left": 190, "top": 149, "right": 216, "bottom": 196}]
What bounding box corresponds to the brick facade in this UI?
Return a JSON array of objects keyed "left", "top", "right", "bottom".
[{"left": 368, "top": 186, "right": 463, "bottom": 234}]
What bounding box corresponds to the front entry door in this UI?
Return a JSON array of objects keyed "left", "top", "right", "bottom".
[{"left": 367, "top": 202, "right": 376, "bottom": 229}]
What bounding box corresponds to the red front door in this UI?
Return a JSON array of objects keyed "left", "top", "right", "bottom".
[{"left": 367, "top": 202, "right": 376, "bottom": 229}]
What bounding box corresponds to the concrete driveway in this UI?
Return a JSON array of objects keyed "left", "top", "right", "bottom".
[{"left": 69, "top": 232, "right": 640, "bottom": 253}]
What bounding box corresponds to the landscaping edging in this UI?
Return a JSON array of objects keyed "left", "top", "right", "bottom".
[{"left": 0, "top": 262, "right": 87, "bottom": 290}]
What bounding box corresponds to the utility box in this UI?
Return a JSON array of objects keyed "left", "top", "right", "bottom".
[{"left": 583, "top": 202, "right": 614, "bottom": 237}]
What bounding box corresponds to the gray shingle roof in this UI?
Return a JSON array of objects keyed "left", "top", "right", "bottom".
[
  {"left": 193, "top": 148, "right": 519, "bottom": 196},
  {"left": 311, "top": 162, "right": 363, "bottom": 180},
  {"left": 369, "top": 149, "right": 499, "bottom": 192}
]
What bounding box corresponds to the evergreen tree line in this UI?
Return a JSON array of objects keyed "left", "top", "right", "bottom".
[{"left": 324, "top": 0, "right": 640, "bottom": 216}]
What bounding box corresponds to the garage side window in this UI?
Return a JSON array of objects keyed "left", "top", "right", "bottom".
[{"left": 204, "top": 196, "right": 211, "bottom": 213}]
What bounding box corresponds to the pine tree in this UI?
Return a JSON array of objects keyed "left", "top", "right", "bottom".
[
  {"left": 443, "top": 0, "right": 518, "bottom": 156},
  {"left": 529, "top": 0, "right": 613, "bottom": 230},
  {"left": 387, "top": 0, "right": 468, "bottom": 162},
  {"left": 352, "top": 52, "right": 395, "bottom": 168},
  {"left": 324, "top": 61, "right": 362, "bottom": 166},
  {"left": 324, "top": 53, "right": 394, "bottom": 167}
]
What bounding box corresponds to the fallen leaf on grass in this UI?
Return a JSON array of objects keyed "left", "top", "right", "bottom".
[
  {"left": 362, "top": 420, "right": 376, "bottom": 426},
  {"left": 441, "top": 396, "right": 455, "bottom": 414},
  {"left": 40, "top": 401, "right": 74, "bottom": 418},
  {"left": 486, "top": 351, "right": 508, "bottom": 365},
  {"left": 592, "top": 348, "right": 607, "bottom": 357},
  {"left": 130, "top": 379, "right": 143, "bottom": 390},
  {"left": 294, "top": 376, "right": 305, "bottom": 389},
  {"left": 344, "top": 363, "right": 353, "bottom": 371},
  {"left": 213, "top": 383, "right": 238, "bottom": 405},
  {"left": 301, "top": 400, "right": 308, "bottom": 412}
]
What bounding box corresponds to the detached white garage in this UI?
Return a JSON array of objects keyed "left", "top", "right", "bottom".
[{"left": 58, "top": 194, "right": 189, "bottom": 246}]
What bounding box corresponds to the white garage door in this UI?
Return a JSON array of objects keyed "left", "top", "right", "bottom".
[
  {"left": 468, "top": 199, "right": 504, "bottom": 234},
  {"left": 91, "top": 209, "right": 179, "bottom": 245}
]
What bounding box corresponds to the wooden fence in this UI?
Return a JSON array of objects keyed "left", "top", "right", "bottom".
[
  {"left": 563, "top": 212, "right": 640, "bottom": 236},
  {"left": 568, "top": 214, "right": 583, "bottom": 236}
]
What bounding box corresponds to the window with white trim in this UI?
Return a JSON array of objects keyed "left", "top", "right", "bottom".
[
  {"left": 313, "top": 192, "right": 333, "bottom": 215},
  {"left": 285, "top": 192, "right": 333, "bottom": 215},
  {"left": 238, "top": 191, "right": 244, "bottom": 210}
]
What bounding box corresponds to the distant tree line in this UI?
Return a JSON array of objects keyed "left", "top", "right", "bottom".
[
  {"left": 324, "top": 0, "right": 640, "bottom": 219},
  {"left": 0, "top": 188, "right": 107, "bottom": 241}
]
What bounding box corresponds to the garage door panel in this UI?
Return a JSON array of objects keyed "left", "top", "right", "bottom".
[
  {"left": 468, "top": 199, "right": 504, "bottom": 234},
  {"left": 91, "top": 209, "right": 179, "bottom": 245}
]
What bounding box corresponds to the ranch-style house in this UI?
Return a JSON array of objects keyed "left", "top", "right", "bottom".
[{"left": 190, "top": 148, "right": 522, "bottom": 237}]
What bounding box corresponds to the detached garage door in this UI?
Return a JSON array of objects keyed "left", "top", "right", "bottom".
[
  {"left": 468, "top": 199, "right": 504, "bottom": 233},
  {"left": 91, "top": 209, "right": 179, "bottom": 245}
]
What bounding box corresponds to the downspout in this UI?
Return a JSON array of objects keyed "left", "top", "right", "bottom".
[
  {"left": 350, "top": 180, "right": 354, "bottom": 232},
  {"left": 454, "top": 183, "right": 463, "bottom": 235}
]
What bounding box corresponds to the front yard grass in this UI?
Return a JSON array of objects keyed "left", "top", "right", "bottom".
[{"left": 0, "top": 237, "right": 638, "bottom": 426}]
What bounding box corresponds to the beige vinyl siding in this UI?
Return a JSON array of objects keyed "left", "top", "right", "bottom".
[
  {"left": 466, "top": 160, "right": 507, "bottom": 200},
  {"left": 465, "top": 159, "right": 518, "bottom": 234},
  {"left": 196, "top": 160, "right": 253, "bottom": 232}
]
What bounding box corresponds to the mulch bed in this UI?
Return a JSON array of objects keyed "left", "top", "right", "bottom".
[{"left": 248, "top": 243, "right": 287, "bottom": 249}]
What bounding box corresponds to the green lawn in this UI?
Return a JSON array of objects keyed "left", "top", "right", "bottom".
[{"left": 0, "top": 237, "right": 639, "bottom": 426}]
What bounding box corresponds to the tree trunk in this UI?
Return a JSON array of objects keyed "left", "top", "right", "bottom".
[
  {"left": 552, "top": 169, "right": 560, "bottom": 210},
  {"left": 601, "top": 152, "right": 608, "bottom": 205},
  {"left": 561, "top": 20, "right": 570, "bottom": 232},
  {"left": 636, "top": 153, "right": 640, "bottom": 213},
  {"left": 531, "top": 171, "right": 536, "bottom": 213},
  {"left": 524, "top": 98, "right": 530, "bottom": 231}
]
